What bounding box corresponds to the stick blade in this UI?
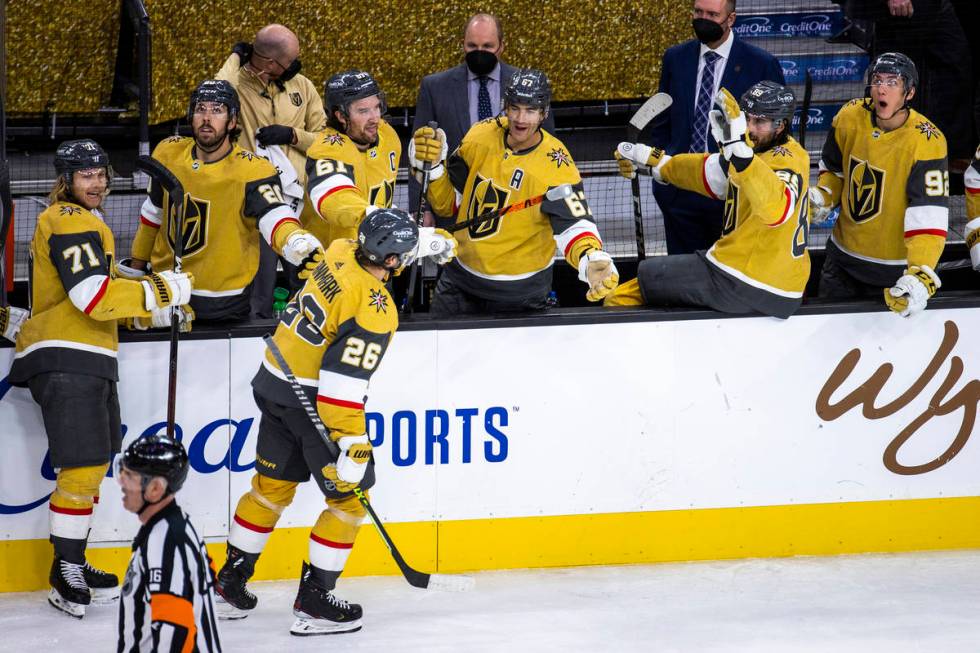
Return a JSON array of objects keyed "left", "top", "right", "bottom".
[
  {"left": 629, "top": 93, "right": 673, "bottom": 132},
  {"left": 425, "top": 573, "right": 476, "bottom": 592},
  {"left": 545, "top": 184, "right": 574, "bottom": 201}
]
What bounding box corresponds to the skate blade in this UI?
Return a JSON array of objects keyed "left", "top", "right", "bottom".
[
  {"left": 89, "top": 586, "right": 120, "bottom": 605},
  {"left": 214, "top": 596, "right": 252, "bottom": 620},
  {"left": 48, "top": 589, "right": 86, "bottom": 619},
  {"left": 427, "top": 573, "right": 476, "bottom": 592},
  {"left": 290, "top": 617, "right": 362, "bottom": 636}
]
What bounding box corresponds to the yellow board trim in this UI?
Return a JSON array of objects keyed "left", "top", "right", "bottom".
[{"left": 3, "top": 496, "right": 979, "bottom": 592}]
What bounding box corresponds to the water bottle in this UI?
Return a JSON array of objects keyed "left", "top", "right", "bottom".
[
  {"left": 272, "top": 287, "right": 289, "bottom": 319},
  {"left": 545, "top": 291, "right": 559, "bottom": 308}
]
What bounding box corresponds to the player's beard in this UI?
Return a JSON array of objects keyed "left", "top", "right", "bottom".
[{"left": 194, "top": 123, "right": 229, "bottom": 152}]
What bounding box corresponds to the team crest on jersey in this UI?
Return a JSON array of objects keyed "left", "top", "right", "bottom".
[
  {"left": 167, "top": 194, "right": 210, "bottom": 257},
  {"left": 846, "top": 155, "right": 885, "bottom": 223},
  {"left": 323, "top": 133, "right": 345, "bottom": 146},
  {"left": 915, "top": 121, "right": 940, "bottom": 141},
  {"left": 721, "top": 186, "right": 739, "bottom": 236},
  {"left": 236, "top": 150, "right": 256, "bottom": 162},
  {"left": 465, "top": 174, "right": 511, "bottom": 239},
  {"left": 369, "top": 180, "right": 395, "bottom": 207},
  {"left": 547, "top": 147, "right": 571, "bottom": 168},
  {"left": 368, "top": 288, "right": 388, "bottom": 313},
  {"left": 290, "top": 92, "right": 303, "bottom": 107},
  {"left": 163, "top": 135, "right": 184, "bottom": 144},
  {"left": 59, "top": 205, "right": 82, "bottom": 216},
  {"left": 334, "top": 261, "right": 345, "bottom": 270},
  {"left": 771, "top": 145, "right": 792, "bottom": 158}
]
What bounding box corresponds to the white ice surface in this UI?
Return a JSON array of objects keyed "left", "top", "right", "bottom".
[{"left": 2, "top": 550, "right": 979, "bottom": 652}]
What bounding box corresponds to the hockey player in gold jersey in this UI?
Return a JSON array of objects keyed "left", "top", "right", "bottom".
[
  {"left": 7, "top": 140, "right": 194, "bottom": 618},
  {"left": 305, "top": 71, "right": 401, "bottom": 248},
  {"left": 130, "top": 80, "right": 322, "bottom": 321},
  {"left": 412, "top": 68, "right": 619, "bottom": 314},
  {"left": 965, "top": 144, "right": 980, "bottom": 270},
  {"left": 607, "top": 82, "right": 810, "bottom": 319},
  {"left": 809, "top": 53, "right": 949, "bottom": 317},
  {"left": 213, "top": 208, "right": 455, "bottom": 635}
]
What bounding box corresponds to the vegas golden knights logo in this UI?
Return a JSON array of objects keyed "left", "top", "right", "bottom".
[
  {"left": 369, "top": 180, "right": 395, "bottom": 208},
  {"left": 466, "top": 174, "right": 510, "bottom": 239},
  {"left": 166, "top": 194, "right": 210, "bottom": 257},
  {"left": 846, "top": 156, "right": 885, "bottom": 223},
  {"left": 721, "top": 185, "right": 739, "bottom": 236}
]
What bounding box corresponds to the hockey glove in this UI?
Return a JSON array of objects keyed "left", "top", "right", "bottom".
[
  {"left": 130, "top": 305, "right": 195, "bottom": 333},
  {"left": 232, "top": 41, "right": 253, "bottom": 64},
  {"left": 709, "top": 88, "right": 753, "bottom": 169},
  {"left": 615, "top": 142, "right": 670, "bottom": 183},
  {"left": 141, "top": 271, "right": 193, "bottom": 310},
  {"left": 965, "top": 217, "right": 980, "bottom": 271},
  {"left": 115, "top": 257, "right": 147, "bottom": 280},
  {"left": 884, "top": 265, "right": 940, "bottom": 318},
  {"left": 808, "top": 186, "right": 834, "bottom": 224},
  {"left": 579, "top": 250, "right": 620, "bottom": 302},
  {"left": 416, "top": 227, "right": 458, "bottom": 265},
  {"left": 281, "top": 231, "right": 324, "bottom": 266},
  {"left": 256, "top": 125, "right": 296, "bottom": 147},
  {"left": 322, "top": 435, "right": 372, "bottom": 492},
  {"left": 409, "top": 126, "right": 448, "bottom": 182},
  {"left": 0, "top": 306, "right": 28, "bottom": 343}
]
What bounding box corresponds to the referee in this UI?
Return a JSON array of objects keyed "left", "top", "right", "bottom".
[{"left": 116, "top": 436, "right": 222, "bottom": 652}]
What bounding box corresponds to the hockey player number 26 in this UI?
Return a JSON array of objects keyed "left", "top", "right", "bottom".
[
  {"left": 63, "top": 243, "right": 101, "bottom": 273},
  {"left": 341, "top": 338, "right": 381, "bottom": 370}
]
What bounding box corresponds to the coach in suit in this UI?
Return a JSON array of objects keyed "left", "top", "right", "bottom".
[
  {"left": 649, "top": 0, "right": 785, "bottom": 254},
  {"left": 409, "top": 13, "right": 554, "bottom": 218}
]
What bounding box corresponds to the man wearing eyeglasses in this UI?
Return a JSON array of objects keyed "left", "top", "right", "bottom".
[
  {"left": 810, "top": 53, "right": 949, "bottom": 318},
  {"left": 217, "top": 24, "right": 327, "bottom": 317}
]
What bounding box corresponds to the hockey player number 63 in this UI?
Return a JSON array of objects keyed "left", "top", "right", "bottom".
[{"left": 341, "top": 338, "right": 382, "bottom": 370}]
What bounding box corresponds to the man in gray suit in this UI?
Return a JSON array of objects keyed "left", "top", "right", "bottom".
[{"left": 409, "top": 13, "right": 554, "bottom": 220}]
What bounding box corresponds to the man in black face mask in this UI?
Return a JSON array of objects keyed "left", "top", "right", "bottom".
[
  {"left": 410, "top": 13, "right": 554, "bottom": 223},
  {"left": 646, "top": 0, "right": 784, "bottom": 255}
]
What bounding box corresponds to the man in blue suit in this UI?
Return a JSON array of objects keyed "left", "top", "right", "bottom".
[{"left": 648, "top": 0, "right": 784, "bottom": 254}]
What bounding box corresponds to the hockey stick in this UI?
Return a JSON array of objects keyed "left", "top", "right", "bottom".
[
  {"left": 447, "top": 184, "right": 573, "bottom": 234},
  {"left": 936, "top": 258, "right": 976, "bottom": 273},
  {"left": 798, "top": 70, "right": 813, "bottom": 148},
  {"left": 626, "top": 93, "right": 672, "bottom": 261},
  {"left": 134, "top": 155, "right": 186, "bottom": 441},
  {"left": 261, "top": 334, "right": 475, "bottom": 593},
  {"left": 0, "top": 160, "right": 12, "bottom": 306},
  {"left": 404, "top": 120, "right": 438, "bottom": 314}
]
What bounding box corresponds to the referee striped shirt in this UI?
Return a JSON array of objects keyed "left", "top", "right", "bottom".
[{"left": 117, "top": 500, "right": 222, "bottom": 652}]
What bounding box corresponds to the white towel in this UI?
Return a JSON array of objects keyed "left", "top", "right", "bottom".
[{"left": 254, "top": 141, "right": 305, "bottom": 215}]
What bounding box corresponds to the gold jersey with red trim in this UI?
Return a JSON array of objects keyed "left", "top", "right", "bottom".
[
  {"left": 251, "top": 238, "right": 398, "bottom": 439},
  {"left": 816, "top": 100, "right": 948, "bottom": 277},
  {"left": 964, "top": 145, "right": 980, "bottom": 264},
  {"left": 304, "top": 121, "right": 401, "bottom": 247},
  {"left": 131, "top": 136, "right": 302, "bottom": 319},
  {"left": 659, "top": 136, "right": 811, "bottom": 298},
  {"left": 9, "top": 202, "right": 151, "bottom": 385},
  {"left": 426, "top": 117, "right": 603, "bottom": 302}
]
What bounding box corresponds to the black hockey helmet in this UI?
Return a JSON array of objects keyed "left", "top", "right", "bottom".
[
  {"left": 325, "top": 70, "right": 386, "bottom": 118},
  {"left": 187, "top": 79, "right": 240, "bottom": 121},
  {"left": 868, "top": 52, "right": 918, "bottom": 91},
  {"left": 357, "top": 208, "right": 419, "bottom": 268},
  {"left": 54, "top": 139, "right": 110, "bottom": 183},
  {"left": 120, "top": 435, "right": 189, "bottom": 494},
  {"left": 503, "top": 68, "right": 551, "bottom": 115},
  {"left": 740, "top": 81, "right": 796, "bottom": 129}
]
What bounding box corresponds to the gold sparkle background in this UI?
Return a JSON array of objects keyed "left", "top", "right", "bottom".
[{"left": 7, "top": 1, "right": 691, "bottom": 123}]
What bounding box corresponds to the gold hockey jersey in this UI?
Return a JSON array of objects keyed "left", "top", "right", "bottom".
[
  {"left": 304, "top": 121, "right": 400, "bottom": 247},
  {"left": 252, "top": 238, "right": 398, "bottom": 438},
  {"left": 9, "top": 202, "right": 151, "bottom": 384},
  {"left": 427, "top": 117, "right": 603, "bottom": 301},
  {"left": 964, "top": 145, "right": 980, "bottom": 262},
  {"left": 131, "top": 136, "right": 302, "bottom": 320},
  {"left": 816, "top": 100, "right": 948, "bottom": 285},
  {"left": 660, "top": 136, "right": 811, "bottom": 309}
]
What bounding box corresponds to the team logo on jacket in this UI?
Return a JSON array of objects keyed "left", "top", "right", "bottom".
[
  {"left": 465, "top": 174, "right": 510, "bottom": 239},
  {"left": 915, "top": 121, "right": 940, "bottom": 141},
  {"left": 846, "top": 156, "right": 885, "bottom": 223},
  {"left": 167, "top": 195, "right": 210, "bottom": 257},
  {"left": 369, "top": 180, "right": 394, "bottom": 207},
  {"left": 547, "top": 147, "right": 571, "bottom": 168},
  {"left": 368, "top": 288, "right": 388, "bottom": 313},
  {"left": 290, "top": 92, "right": 303, "bottom": 107}
]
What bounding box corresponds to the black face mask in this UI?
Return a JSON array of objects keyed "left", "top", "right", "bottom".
[
  {"left": 274, "top": 59, "right": 302, "bottom": 91},
  {"left": 692, "top": 17, "right": 725, "bottom": 44},
  {"left": 465, "top": 49, "right": 498, "bottom": 76}
]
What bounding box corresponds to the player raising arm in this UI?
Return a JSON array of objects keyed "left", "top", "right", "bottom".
[
  {"left": 808, "top": 53, "right": 949, "bottom": 317},
  {"left": 412, "top": 68, "right": 618, "bottom": 315},
  {"left": 607, "top": 82, "right": 810, "bottom": 319}
]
